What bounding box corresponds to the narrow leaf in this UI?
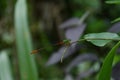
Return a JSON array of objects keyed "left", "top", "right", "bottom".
[
  {"left": 111, "top": 17, "right": 120, "bottom": 23},
  {"left": 14, "top": 0, "right": 38, "bottom": 80},
  {"left": 106, "top": 1, "right": 120, "bottom": 4},
  {"left": 84, "top": 32, "right": 119, "bottom": 47},
  {"left": 98, "top": 41, "right": 120, "bottom": 80},
  {"left": 0, "top": 51, "right": 13, "bottom": 80}
]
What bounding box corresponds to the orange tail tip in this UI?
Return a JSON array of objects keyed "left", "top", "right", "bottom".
[
  {"left": 53, "top": 41, "right": 64, "bottom": 46},
  {"left": 31, "top": 48, "right": 45, "bottom": 54},
  {"left": 31, "top": 50, "right": 39, "bottom": 54}
]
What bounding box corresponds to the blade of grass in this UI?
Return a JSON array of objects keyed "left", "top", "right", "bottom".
[
  {"left": 111, "top": 17, "right": 120, "bottom": 23},
  {"left": 106, "top": 1, "right": 120, "bottom": 4},
  {"left": 0, "top": 51, "right": 13, "bottom": 80},
  {"left": 98, "top": 41, "right": 120, "bottom": 80},
  {"left": 14, "top": 0, "right": 38, "bottom": 80}
]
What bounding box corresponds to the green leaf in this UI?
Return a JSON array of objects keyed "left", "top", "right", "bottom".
[
  {"left": 0, "top": 51, "right": 13, "bottom": 80},
  {"left": 98, "top": 41, "right": 120, "bottom": 80},
  {"left": 84, "top": 32, "right": 119, "bottom": 47},
  {"left": 111, "top": 17, "right": 120, "bottom": 23},
  {"left": 14, "top": 0, "right": 38, "bottom": 80},
  {"left": 106, "top": 1, "right": 120, "bottom": 4}
]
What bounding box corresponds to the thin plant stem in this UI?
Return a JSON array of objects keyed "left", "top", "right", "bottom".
[{"left": 60, "top": 46, "right": 69, "bottom": 63}]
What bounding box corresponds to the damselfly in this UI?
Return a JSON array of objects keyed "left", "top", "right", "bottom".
[{"left": 31, "top": 39, "right": 72, "bottom": 54}]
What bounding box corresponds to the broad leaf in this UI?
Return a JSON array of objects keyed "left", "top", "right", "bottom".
[
  {"left": 98, "top": 41, "right": 120, "bottom": 80},
  {"left": 46, "top": 46, "right": 76, "bottom": 66},
  {"left": 60, "top": 10, "right": 89, "bottom": 29},
  {"left": 84, "top": 32, "right": 119, "bottom": 47},
  {"left": 65, "top": 24, "right": 86, "bottom": 42},
  {"left": 59, "top": 18, "right": 80, "bottom": 29}
]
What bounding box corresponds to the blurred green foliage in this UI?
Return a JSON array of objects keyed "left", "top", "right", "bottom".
[
  {"left": 0, "top": 0, "right": 120, "bottom": 80},
  {"left": 98, "top": 41, "right": 120, "bottom": 80},
  {"left": 0, "top": 0, "right": 6, "bottom": 18}
]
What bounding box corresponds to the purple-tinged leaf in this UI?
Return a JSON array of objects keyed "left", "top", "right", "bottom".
[
  {"left": 59, "top": 18, "right": 80, "bottom": 29},
  {"left": 76, "top": 68, "right": 95, "bottom": 80},
  {"left": 64, "top": 74, "right": 73, "bottom": 80},
  {"left": 46, "top": 11, "right": 89, "bottom": 66},
  {"left": 46, "top": 45, "right": 77, "bottom": 66},
  {"left": 46, "top": 43, "right": 86, "bottom": 66},
  {"left": 65, "top": 53, "right": 98, "bottom": 73},
  {"left": 108, "top": 22, "right": 120, "bottom": 33},
  {"left": 65, "top": 24, "right": 86, "bottom": 42},
  {"left": 76, "top": 62, "right": 100, "bottom": 80},
  {"left": 46, "top": 24, "right": 86, "bottom": 66},
  {"left": 112, "top": 62, "right": 120, "bottom": 80},
  {"left": 59, "top": 11, "right": 90, "bottom": 29},
  {"left": 117, "top": 48, "right": 120, "bottom": 54}
]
